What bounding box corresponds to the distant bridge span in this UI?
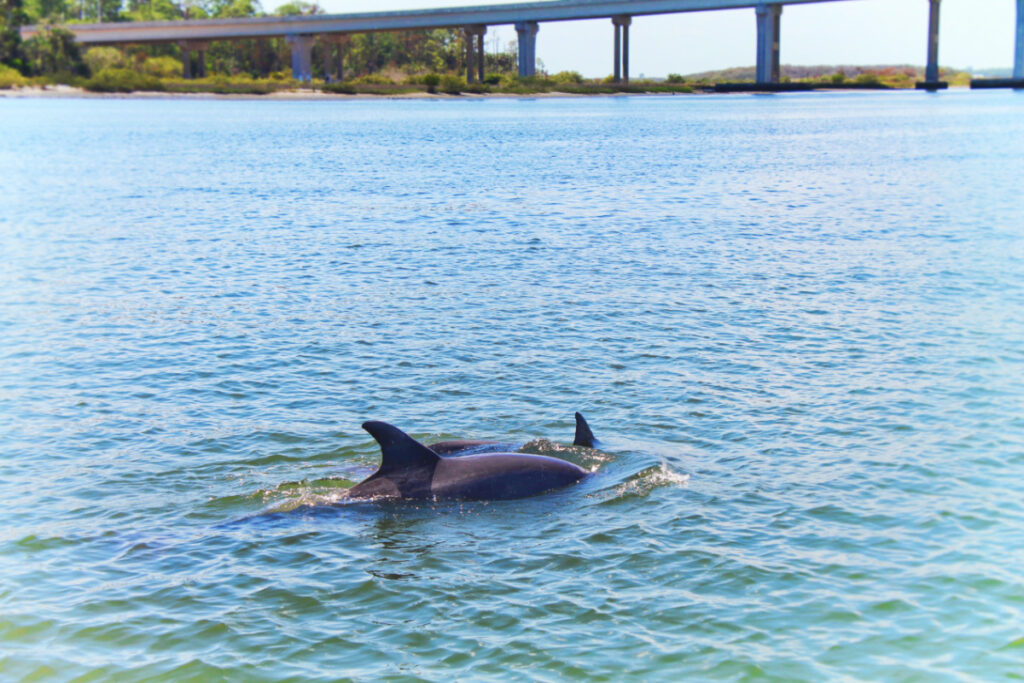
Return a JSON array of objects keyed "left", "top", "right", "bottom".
[{"left": 20, "top": 0, "right": 1024, "bottom": 87}]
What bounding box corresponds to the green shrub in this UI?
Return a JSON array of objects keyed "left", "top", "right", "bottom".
[
  {"left": 512, "top": 75, "right": 556, "bottom": 89},
  {"left": 494, "top": 81, "right": 537, "bottom": 94},
  {"left": 551, "top": 70, "right": 583, "bottom": 84},
  {"left": 322, "top": 81, "right": 357, "bottom": 94},
  {"left": 558, "top": 84, "right": 615, "bottom": 95},
  {"left": 422, "top": 72, "right": 440, "bottom": 92},
  {"left": 31, "top": 71, "right": 86, "bottom": 87},
  {"left": 141, "top": 56, "right": 183, "bottom": 78},
  {"left": 0, "top": 64, "right": 28, "bottom": 89},
  {"left": 947, "top": 70, "right": 971, "bottom": 87},
  {"left": 351, "top": 73, "right": 393, "bottom": 85},
  {"left": 829, "top": 72, "right": 846, "bottom": 84},
  {"left": 482, "top": 72, "right": 502, "bottom": 85},
  {"left": 495, "top": 73, "right": 522, "bottom": 88},
  {"left": 83, "top": 47, "right": 126, "bottom": 75},
  {"left": 160, "top": 75, "right": 278, "bottom": 95},
  {"left": 666, "top": 73, "right": 685, "bottom": 84},
  {"left": 853, "top": 72, "right": 881, "bottom": 86},
  {"left": 204, "top": 74, "right": 274, "bottom": 94},
  {"left": 84, "top": 68, "right": 164, "bottom": 93},
  {"left": 358, "top": 84, "right": 422, "bottom": 95},
  {"left": 440, "top": 74, "right": 464, "bottom": 94}
]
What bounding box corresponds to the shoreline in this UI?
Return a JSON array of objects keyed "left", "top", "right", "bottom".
[
  {"left": 0, "top": 83, "right": 971, "bottom": 101},
  {"left": 0, "top": 86, "right": 571, "bottom": 100},
  {"left": 3, "top": 84, "right": 690, "bottom": 100}
]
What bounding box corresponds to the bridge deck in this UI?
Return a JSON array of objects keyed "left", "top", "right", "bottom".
[{"left": 21, "top": 0, "right": 846, "bottom": 44}]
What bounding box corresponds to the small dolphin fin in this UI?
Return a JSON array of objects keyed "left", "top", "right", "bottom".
[
  {"left": 362, "top": 421, "right": 441, "bottom": 474},
  {"left": 573, "top": 412, "right": 596, "bottom": 448}
]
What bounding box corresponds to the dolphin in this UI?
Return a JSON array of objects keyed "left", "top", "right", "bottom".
[
  {"left": 427, "top": 412, "right": 597, "bottom": 455},
  {"left": 348, "top": 421, "right": 589, "bottom": 501},
  {"left": 572, "top": 411, "right": 597, "bottom": 449}
]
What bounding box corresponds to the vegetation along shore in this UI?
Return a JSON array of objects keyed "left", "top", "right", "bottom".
[{"left": 1, "top": 0, "right": 970, "bottom": 96}]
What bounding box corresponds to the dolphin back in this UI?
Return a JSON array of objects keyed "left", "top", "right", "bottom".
[
  {"left": 354, "top": 419, "right": 589, "bottom": 501},
  {"left": 362, "top": 421, "right": 441, "bottom": 475},
  {"left": 573, "top": 412, "right": 596, "bottom": 448},
  {"left": 428, "top": 439, "right": 508, "bottom": 456},
  {"left": 431, "top": 453, "right": 586, "bottom": 500}
]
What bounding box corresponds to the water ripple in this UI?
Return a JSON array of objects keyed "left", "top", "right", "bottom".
[{"left": 1, "top": 92, "right": 1022, "bottom": 680}]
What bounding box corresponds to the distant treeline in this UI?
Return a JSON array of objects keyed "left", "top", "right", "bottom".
[{"left": 685, "top": 64, "right": 971, "bottom": 88}]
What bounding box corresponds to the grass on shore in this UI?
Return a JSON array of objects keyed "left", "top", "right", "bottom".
[
  {"left": 687, "top": 65, "right": 971, "bottom": 89},
  {"left": 0, "top": 64, "right": 29, "bottom": 89},
  {"left": 33, "top": 68, "right": 697, "bottom": 96},
  {"left": 4, "top": 65, "right": 971, "bottom": 96},
  {"left": 156, "top": 72, "right": 699, "bottom": 96}
]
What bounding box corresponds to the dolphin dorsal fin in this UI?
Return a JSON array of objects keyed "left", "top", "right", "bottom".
[
  {"left": 573, "top": 412, "right": 596, "bottom": 448},
  {"left": 362, "top": 421, "right": 441, "bottom": 474}
]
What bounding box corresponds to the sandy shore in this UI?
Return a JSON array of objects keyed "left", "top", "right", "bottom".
[
  {"left": 0, "top": 84, "right": 673, "bottom": 100},
  {"left": 2, "top": 83, "right": 950, "bottom": 101}
]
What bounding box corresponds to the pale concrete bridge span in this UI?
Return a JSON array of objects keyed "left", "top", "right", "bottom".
[{"left": 20, "top": 0, "right": 1024, "bottom": 88}]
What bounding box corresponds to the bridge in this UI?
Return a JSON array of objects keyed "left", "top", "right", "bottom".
[{"left": 19, "top": 0, "right": 1024, "bottom": 88}]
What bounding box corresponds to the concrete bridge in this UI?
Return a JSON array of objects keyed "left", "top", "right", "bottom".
[{"left": 20, "top": 0, "right": 1024, "bottom": 87}]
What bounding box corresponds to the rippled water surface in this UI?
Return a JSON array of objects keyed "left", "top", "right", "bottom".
[{"left": 2, "top": 91, "right": 1023, "bottom": 680}]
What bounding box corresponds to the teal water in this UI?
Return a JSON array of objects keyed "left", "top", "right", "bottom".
[{"left": 1, "top": 91, "right": 1023, "bottom": 680}]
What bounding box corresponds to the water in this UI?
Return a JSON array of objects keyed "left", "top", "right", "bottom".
[{"left": 1, "top": 90, "right": 1023, "bottom": 681}]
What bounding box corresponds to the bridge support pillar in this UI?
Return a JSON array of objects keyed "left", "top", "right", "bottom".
[
  {"left": 336, "top": 36, "right": 347, "bottom": 82},
  {"left": 612, "top": 15, "right": 631, "bottom": 83},
  {"left": 755, "top": 4, "right": 781, "bottom": 84},
  {"left": 257, "top": 39, "right": 269, "bottom": 78},
  {"left": 178, "top": 40, "right": 209, "bottom": 79},
  {"left": 321, "top": 38, "right": 333, "bottom": 82},
  {"left": 771, "top": 7, "right": 781, "bottom": 81},
  {"left": 515, "top": 21, "right": 538, "bottom": 77},
  {"left": 179, "top": 42, "right": 191, "bottom": 79},
  {"left": 916, "top": 0, "right": 947, "bottom": 89},
  {"left": 925, "top": 0, "right": 940, "bottom": 82},
  {"left": 464, "top": 25, "right": 486, "bottom": 83},
  {"left": 287, "top": 34, "right": 314, "bottom": 82},
  {"left": 1015, "top": 0, "right": 1024, "bottom": 79},
  {"left": 478, "top": 28, "right": 485, "bottom": 82},
  {"left": 320, "top": 36, "right": 348, "bottom": 83}
]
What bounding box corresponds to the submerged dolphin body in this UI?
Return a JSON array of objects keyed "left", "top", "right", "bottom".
[
  {"left": 348, "top": 421, "right": 589, "bottom": 501},
  {"left": 427, "top": 412, "right": 597, "bottom": 455}
]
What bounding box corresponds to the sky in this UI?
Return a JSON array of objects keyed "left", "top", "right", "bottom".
[{"left": 264, "top": 0, "right": 1019, "bottom": 77}]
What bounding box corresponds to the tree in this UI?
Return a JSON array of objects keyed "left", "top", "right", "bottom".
[
  {"left": 97, "top": 0, "right": 120, "bottom": 21},
  {"left": 210, "top": 0, "right": 258, "bottom": 18},
  {"left": 123, "top": 0, "right": 183, "bottom": 22},
  {"left": 1, "top": 0, "right": 28, "bottom": 73},
  {"left": 24, "top": 0, "right": 68, "bottom": 23},
  {"left": 273, "top": 1, "right": 319, "bottom": 16},
  {"left": 22, "top": 26, "right": 86, "bottom": 75},
  {"left": 178, "top": 0, "right": 208, "bottom": 20}
]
